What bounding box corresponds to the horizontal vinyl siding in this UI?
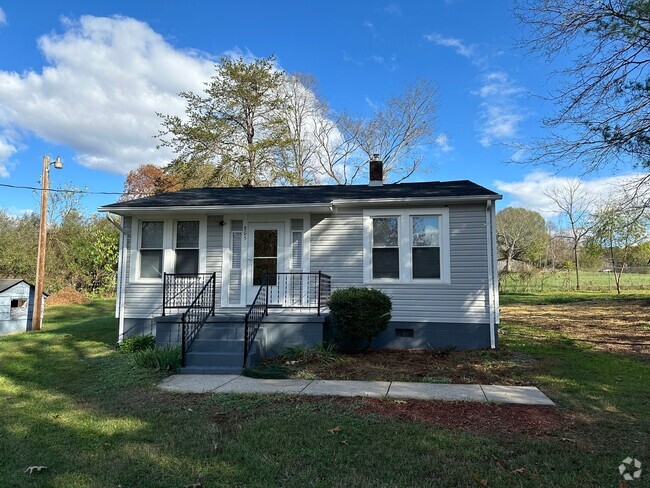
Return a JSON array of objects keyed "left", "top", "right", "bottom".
[
  {"left": 310, "top": 204, "right": 489, "bottom": 324},
  {"left": 122, "top": 215, "right": 223, "bottom": 319},
  {"left": 310, "top": 210, "right": 364, "bottom": 286},
  {"left": 206, "top": 216, "right": 223, "bottom": 303}
]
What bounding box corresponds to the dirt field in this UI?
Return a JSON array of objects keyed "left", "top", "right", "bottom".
[{"left": 502, "top": 299, "right": 650, "bottom": 362}]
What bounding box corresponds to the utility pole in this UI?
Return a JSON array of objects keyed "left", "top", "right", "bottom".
[{"left": 32, "top": 155, "right": 63, "bottom": 331}]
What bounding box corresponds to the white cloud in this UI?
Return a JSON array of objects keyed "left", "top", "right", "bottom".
[
  {"left": 494, "top": 171, "right": 643, "bottom": 218},
  {"left": 369, "top": 54, "right": 397, "bottom": 71},
  {"left": 362, "top": 20, "right": 374, "bottom": 30},
  {"left": 423, "top": 33, "right": 475, "bottom": 58},
  {"left": 342, "top": 50, "right": 363, "bottom": 66},
  {"left": 383, "top": 3, "right": 402, "bottom": 16},
  {"left": 0, "top": 15, "right": 215, "bottom": 175},
  {"left": 434, "top": 133, "right": 453, "bottom": 153},
  {"left": 474, "top": 71, "right": 525, "bottom": 147},
  {"left": 0, "top": 7, "right": 6, "bottom": 26}
]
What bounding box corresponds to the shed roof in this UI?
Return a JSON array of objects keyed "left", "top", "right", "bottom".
[
  {"left": 0, "top": 279, "right": 48, "bottom": 296},
  {"left": 99, "top": 180, "right": 501, "bottom": 213}
]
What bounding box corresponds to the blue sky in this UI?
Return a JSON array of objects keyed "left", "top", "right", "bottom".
[{"left": 0, "top": 0, "right": 638, "bottom": 217}]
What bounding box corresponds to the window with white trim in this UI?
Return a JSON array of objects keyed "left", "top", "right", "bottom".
[
  {"left": 372, "top": 217, "right": 400, "bottom": 279},
  {"left": 364, "top": 209, "right": 450, "bottom": 284},
  {"left": 139, "top": 221, "right": 164, "bottom": 279},
  {"left": 411, "top": 215, "right": 440, "bottom": 279},
  {"left": 174, "top": 221, "right": 200, "bottom": 274}
]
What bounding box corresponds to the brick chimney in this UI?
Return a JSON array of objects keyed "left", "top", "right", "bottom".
[{"left": 369, "top": 154, "right": 383, "bottom": 186}]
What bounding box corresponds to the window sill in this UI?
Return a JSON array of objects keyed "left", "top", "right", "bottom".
[
  {"left": 131, "top": 278, "right": 163, "bottom": 284},
  {"left": 364, "top": 279, "right": 451, "bottom": 286}
]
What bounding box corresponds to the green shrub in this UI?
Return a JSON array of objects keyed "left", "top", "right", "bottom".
[
  {"left": 130, "top": 346, "right": 181, "bottom": 373},
  {"left": 119, "top": 334, "right": 155, "bottom": 353},
  {"left": 328, "top": 287, "right": 392, "bottom": 351}
]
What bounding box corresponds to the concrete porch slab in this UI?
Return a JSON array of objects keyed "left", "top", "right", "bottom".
[
  {"left": 301, "top": 380, "right": 391, "bottom": 398},
  {"left": 158, "top": 374, "right": 238, "bottom": 393},
  {"left": 388, "top": 382, "right": 487, "bottom": 402},
  {"left": 481, "top": 385, "right": 556, "bottom": 406},
  {"left": 215, "top": 376, "right": 312, "bottom": 394}
]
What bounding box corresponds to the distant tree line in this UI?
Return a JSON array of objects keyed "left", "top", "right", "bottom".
[
  {"left": 0, "top": 191, "right": 118, "bottom": 296},
  {"left": 496, "top": 181, "right": 650, "bottom": 293}
]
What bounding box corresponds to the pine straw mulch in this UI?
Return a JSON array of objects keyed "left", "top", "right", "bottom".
[
  {"left": 501, "top": 299, "right": 650, "bottom": 362},
  {"left": 46, "top": 287, "right": 89, "bottom": 306},
  {"left": 356, "top": 398, "right": 568, "bottom": 437}
]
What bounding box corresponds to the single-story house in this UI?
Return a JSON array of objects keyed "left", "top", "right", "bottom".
[
  {"left": 0, "top": 279, "right": 47, "bottom": 335},
  {"left": 99, "top": 160, "right": 501, "bottom": 373}
]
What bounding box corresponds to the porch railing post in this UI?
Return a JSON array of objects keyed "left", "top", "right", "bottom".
[
  {"left": 264, "top": 274, "right": 269, "bottom": 316},
  {"left": 162, "top": 272, "right": 167, "bottom": 316},
  {"left": 181, "top": 313, "right": 186, "bottom": 367},
  {"left": 317, "top": 271, "right": 322, "bottom": 316},
  {"left": 211, "top": 271, "right": 216, "bottom": 316},
  {"left": 243, "top": 315, "right": 249, "bottom": 367}
]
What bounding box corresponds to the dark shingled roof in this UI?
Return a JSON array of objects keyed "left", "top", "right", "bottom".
[
  {"left": 101, "top": 180, "right": 500, "bottom": 210},
  {"left": 0, "top": 279, "right": 31, "bottom": 294}
]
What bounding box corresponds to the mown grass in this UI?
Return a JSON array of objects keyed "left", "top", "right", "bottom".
[
  {"left": 501, "top": 289, "right": 650, "bottom": 305},
  {"left": 0, "top": 298, "right": 648, "bottom": 487},
  {"left": 500, "top": 269, "right": 650, "bottom": 293}
]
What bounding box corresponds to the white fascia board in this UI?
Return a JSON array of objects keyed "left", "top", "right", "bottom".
[
  {"left": 98, "top": 203, "right": 334, "bottom": 215},
  {"left": 332, "top": 194, "right": 502, "bottom": 207}
]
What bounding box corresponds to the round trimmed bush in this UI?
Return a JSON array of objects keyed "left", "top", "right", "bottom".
[{"left": 328, "top": 287, "right": 392, "bottom": 351}]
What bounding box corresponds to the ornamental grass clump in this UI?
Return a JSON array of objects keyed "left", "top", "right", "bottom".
[{"left": 328, "top": 287, "right": 392, "bottom": 351}]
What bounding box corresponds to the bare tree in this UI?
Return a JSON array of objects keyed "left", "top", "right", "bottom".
[
  {"left": 496, "top": 207, "right": 549, "bottom": 272},
  {"left": 353, "top": 79, "right": 437, "bottom": 182},
  {"left": 544, "top": 179, "right": 599, "bottom": 290},
  {"left": 278, "top": 73, "right": 322, "bottom": 185},
  {"left": 312, "top": 112, "right": 365, "bottom": 185},
  {"left": 593, "top": 194, "right": 649, "bottom": 294},
  {"left": 515, "top": 0, "right": 650, "bottom": 173}
]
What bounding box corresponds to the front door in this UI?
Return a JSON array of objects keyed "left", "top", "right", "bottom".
[{"left": 246, "top": 223, "right": 285, "bottom": 305}]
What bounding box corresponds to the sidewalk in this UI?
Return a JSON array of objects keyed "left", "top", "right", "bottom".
[{"left": 159, "top": 375, "right": 555, "bottom": 406}]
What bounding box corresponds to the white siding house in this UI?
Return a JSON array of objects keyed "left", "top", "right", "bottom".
[{"left": 100, "top": 167, "right": 501, "bottom": 372}]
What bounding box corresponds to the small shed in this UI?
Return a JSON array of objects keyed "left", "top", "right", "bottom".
[{"left": 0, "top": 279, "right": 47, "bottom": 335}]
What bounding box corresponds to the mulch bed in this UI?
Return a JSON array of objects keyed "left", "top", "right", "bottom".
[
  {"left": 357, "top": 398, "right": 568, "bottom": 437},
  {"left": 46, "top": 287, "right": 89, "bottom": 306}
]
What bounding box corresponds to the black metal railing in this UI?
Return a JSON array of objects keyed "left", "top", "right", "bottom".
[
  {"left": 179, "top": 273, "right": 216, "bottom": 367},
  {"left": 265, "top": 272, "right": 332, "bottom": 315},
  {"left": 243, "top": 274, "right": 269, "bottom": 368},
  {"left": 242, "top": 271, "right": 332, "bottom": 367},
  {"left": 163, "top": 273, "right": 215, "bottom": 316}
]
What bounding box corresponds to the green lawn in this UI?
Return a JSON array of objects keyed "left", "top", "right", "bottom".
[
  {"left": 500, "top": 269, "right": 650, "bottom": 293},
  {"left": 0, "top": 298, "right": 648, "bottom": 487}
]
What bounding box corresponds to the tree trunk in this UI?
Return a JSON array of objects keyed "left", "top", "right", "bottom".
[{"left": 573, "top": 244, "right": 580, "bottom": 290}]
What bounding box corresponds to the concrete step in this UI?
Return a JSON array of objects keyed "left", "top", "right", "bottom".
[
  {"left": 197, "top": 325, "right": 247, "bottom": 340},
  {"left": 191, "top": 338, "right": 255, "bottom": 353},
  {"left": 181, "top": 366, "right": 243, "bottom": 375}
]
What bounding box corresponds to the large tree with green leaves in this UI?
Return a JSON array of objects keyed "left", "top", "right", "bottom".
[
  {"left": 496, "top": 207, "right": 549, "bottom": 271},
  {"left": 157, "top": 55, "right": 292, "bottom": 187},
  {"left": 515, "top": 0, "right": 650, "bottom": 173}
]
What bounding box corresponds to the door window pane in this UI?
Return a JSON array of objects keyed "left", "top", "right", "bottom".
[
  {"left": 254, "top": 258, "right": 277, "bottom": 285},
  {"left": 176, "top": 221, "right": 199, "bottom": 248},
  {"left": 254, "top": 230, "right": 278, "bottom": 257},
  {"left": 141, "top": 221, "right": 163, "bottom": 249}
]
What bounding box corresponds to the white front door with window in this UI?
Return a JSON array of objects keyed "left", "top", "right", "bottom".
[{"left": 246, "top": 222, "right": 285, "bottom": 305}]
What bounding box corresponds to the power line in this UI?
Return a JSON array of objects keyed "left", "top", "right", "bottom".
[{"left": 0, "top": 182, "right": 126, "bottom": 196}]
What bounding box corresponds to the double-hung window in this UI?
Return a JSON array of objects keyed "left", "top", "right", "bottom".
[
  {"left": 411, "top": 215, "right": 440, "bottom": 279},
  {"left": 139, "top": 221, "right": 164, "bottom": 279},
  {"left": 174, "top": 220, "right": 200, "bottom": 274},
  {"left": 364, "top": 209, "right": 449, "bottom": 283},
  {"left": 371, "top": 217, "right": 400, "bottom": 279}
]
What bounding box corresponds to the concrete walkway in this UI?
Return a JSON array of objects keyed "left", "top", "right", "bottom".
[{"left": 158, "top": 375, "right": 555, "bottom": 406}]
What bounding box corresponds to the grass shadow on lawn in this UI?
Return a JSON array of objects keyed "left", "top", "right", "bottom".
[{"left": 0, "top": 299, "right": 648, "bottom": 487}]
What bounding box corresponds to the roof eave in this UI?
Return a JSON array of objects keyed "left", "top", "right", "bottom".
[
  {"left": 98, "top": 202, "right": 335, "bottom": 215},
  {"left": 331, "top": 194, "right": 502, "bottom": 207}
]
